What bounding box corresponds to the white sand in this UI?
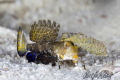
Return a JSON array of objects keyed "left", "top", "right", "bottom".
[{"left": 0, "top": 0, "right": 120, "bottom": 80}]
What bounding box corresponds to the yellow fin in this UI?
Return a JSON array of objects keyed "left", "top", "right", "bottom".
[
  {"left": 61, "top": 33, "right": 108, "bottom": 56},
  {"left": 17, "top": 27, "right": 27, "bottom": 57},
  {"left": 30, "top": 20, "right": 60, "bottom": 43}
]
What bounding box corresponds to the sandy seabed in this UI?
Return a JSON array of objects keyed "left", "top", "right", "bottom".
[{"left": 0, "top": 0, "right": 120, "bottom": 80}]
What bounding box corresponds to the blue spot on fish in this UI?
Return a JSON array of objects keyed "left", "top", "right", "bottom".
[{"left": 26, "top": 52, "right": 37, "bottom": 62}]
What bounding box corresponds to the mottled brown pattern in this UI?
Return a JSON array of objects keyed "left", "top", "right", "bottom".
[{"left": 29, "top": 20, "right": 60, "bottom": 43}]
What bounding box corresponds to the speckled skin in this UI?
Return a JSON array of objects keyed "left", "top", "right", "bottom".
[
  {"left": 27, "top": 41, "right": 79, "bottom": 65},
  {"left": 17, "top": 20, "right": 108, "bottom": 68},
  {"left": 17, "top": 20, "right": 79, "bottom": 67}
]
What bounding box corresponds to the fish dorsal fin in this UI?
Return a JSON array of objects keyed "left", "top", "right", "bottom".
[{"left": 30, "top": 20, "right": 60, "bottom": 43}]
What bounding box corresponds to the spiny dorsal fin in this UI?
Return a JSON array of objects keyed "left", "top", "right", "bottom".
[
  {"left": 61, "top": 33, "right": 108, "bottom": 56},
  {"left": 30, "top": 20, "right": 60, "bottom": 43}
]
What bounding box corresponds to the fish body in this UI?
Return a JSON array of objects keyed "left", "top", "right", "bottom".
[
  {"left": 27, "top": 41, "right": 79, "bottom": 65},
  {"left": 17, "top": 20, "right": 108, "bottom": 68}
]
